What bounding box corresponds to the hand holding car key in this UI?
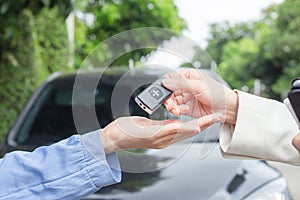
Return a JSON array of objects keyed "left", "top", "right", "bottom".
[{"left": 135, "top": 79, "right": 173, "bottom": 114}]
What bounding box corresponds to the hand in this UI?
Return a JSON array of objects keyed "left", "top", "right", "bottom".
[
  {"left": 100, "top": 115, "right": 222, "bottom": 154},
  {"left": 292, "top": 133, "right": 300, "bottom": 153},
  {"left": 162, "top": 68, "right": 238, "bottom": 124}
]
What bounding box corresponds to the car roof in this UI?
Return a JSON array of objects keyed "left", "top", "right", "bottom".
[
  {"left": 46, "top": 67, "right": 226, "bottom": 87},
  {"left": 51, "top": 67, "right": 170, "bottom": 80}
]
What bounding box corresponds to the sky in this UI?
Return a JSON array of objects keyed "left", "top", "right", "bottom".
[
  {"left": 145, "top": 0, "right": 284, "bottom": 67},
  {"left": 174, "top": 0, "right": 284, "bottom": 46}
]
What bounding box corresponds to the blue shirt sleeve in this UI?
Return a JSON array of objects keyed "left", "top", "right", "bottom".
[{"left": 0, "top": 130, "right": 121, "bottom": 200}]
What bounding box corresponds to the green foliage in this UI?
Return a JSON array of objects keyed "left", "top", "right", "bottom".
[
  {"left": 0, "top": 0, "right": 71, "bottom": 55},
  {"left": 0, "top": 7, "right": 70, "bottom": 140},
  {"left": 0, "top": 10, "right": 44, "bottom": 140},
  {"left": 271, "top": 0, "right": 300, "bottom": 96},
  {"left": 35, "top": 7, "right": 70, "bottom": 73},
  {"left": 206, "top": 0, "right": 300, "bottom": 99},
  {"left": 0, "top": 0, "right": 71, "bottom": 16},
  {"left": 206, "top": 22, "right": 255, "bottom": 64},
  {"left": 219, "top": 38, "right": 258, "bottom": 89},
  {"left": 74, "top": 0, "right": 186, "bottom": 68}
]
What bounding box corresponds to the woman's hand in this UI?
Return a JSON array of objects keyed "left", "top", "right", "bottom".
[
  {"left": 100, "top": 115, "right": 223, "bottom": 154},
  {"left": 162, "top": 68, "right": 238, "bottom": 124}
]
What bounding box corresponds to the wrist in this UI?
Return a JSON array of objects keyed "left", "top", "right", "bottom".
[
  {"left": 100, "top": 128, "right": 118, "bottom": 154},
  {"left": 225, "top": 89, "right": 239, "bottom": 124}
]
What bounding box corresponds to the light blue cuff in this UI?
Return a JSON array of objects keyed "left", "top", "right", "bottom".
[{"left": 80, "top": 130, "right": 121, "bottom": 187}]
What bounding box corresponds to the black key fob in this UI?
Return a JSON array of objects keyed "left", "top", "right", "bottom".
[{"left": 135, "top": 79, "right": 172, "bottom": 114}]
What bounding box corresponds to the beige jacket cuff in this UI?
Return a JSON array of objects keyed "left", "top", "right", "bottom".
[{"left": 220, "top": 90, "right": 300, "bottom": 165}]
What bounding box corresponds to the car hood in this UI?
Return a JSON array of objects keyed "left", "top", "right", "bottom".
[{"left": 85, "top": 143, "right": 280, "bottom": 200}]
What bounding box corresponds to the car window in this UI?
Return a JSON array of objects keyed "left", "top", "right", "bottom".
[
  {"left": 15, "top": 74, "right": 219, "bottom": 147},
  {"left": 16, "top": 80, "right": 101, "bottom": 146},
  {"left": 15, "top": 78, "right": 171, "bottom": 147}
]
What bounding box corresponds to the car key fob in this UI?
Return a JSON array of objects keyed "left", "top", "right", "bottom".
[{"left": 135, "top": 79, "right": 173, "bottom": 114}]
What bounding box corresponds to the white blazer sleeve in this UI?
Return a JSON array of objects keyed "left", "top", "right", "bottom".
[{"left": 220, "top": 90, "right": 300, "bottom": 165}]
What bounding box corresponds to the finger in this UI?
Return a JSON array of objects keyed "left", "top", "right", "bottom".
[
  {"left": 292, "top": 133, "right": 300, "bottom": 153},
  {"left": 175, "top": 93, "right": 193, "bottom": 104},
  {"left": 200, "top": 113, "right": 225, "bottom": 129},
  {"left": 176, "top": 121, "right": 201, "bottom": 134},
  {"left": 163, "top": 119, "right": 182, "bottom": 125},
  {"left": 141, "top": 120, "right": 196, "bottom": 139},
  {"left": 165, "top": 113, "right": 224, "bottom": 144},
  {"left": 157, "top": 126, "right": 200, "bottom": 147},
  {"left": 179, "top": 113, "right": 223, "bottom": 133},
  {"left": 163, "top": 98, "right": 172, "bottom": 111},
  {"left": 139, "top": 120, "right": 195, "bottom": 145},
  {"left": 163, "top": 71, "right": 183, "bottom": 79},
  {"left": 162, "top": 78, "right": 197, "bottom": 93},
  {"left": 193, "top": 113, "right": 225, "bottom": 129},
  {"left": 164, "top": 92, "right": 192, "bottom": 115},
  {"left": 166, "top": 107, "right": 181, "bottom": 116},
  {"left": 157, "top": 127, "right": 199, "bottom": 146},
  {"left": 177, "top": 104, "right": 190, "bottom": 115},
  {"left": 162, "top": 122, "right": 200, "bottom": 135},
  {"left": 155, "top": 114, "right": 222, "bottom": 148},
  {"left": 164, "top": 94, "right": 185, "bottom": 116},
  {"left": 164, "top": 94, "right": 176, "bottom": 111},
  {"left": 174, "top": 90, "right": 185, "bottom": 96},
  {"left": 151, "top": 119, "right": 181, "bottom": 126},
  {"left": 163, "top": 69, "right": 201, "bottom": 82},
  {"left": 168, "top": 104, "right": 190, "bottom": 116}
]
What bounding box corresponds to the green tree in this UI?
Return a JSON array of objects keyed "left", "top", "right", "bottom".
[
  {"left": 0, "top": 0, "right": 72, "bottom": 139},
  {"left": 218, "top": 38, "right": 258, "bottom": 89},
  {"left": 205, "top": 21, "right": 260, "bottom": 92},
  {"left": 270, "top": 0, "right": 300, "bottom": 97},
  {"left": 206, "top": 0, "right": 300, "bottom": 99},
  {"left": 0, "top": 10, "right": 45, "bottom": 139},
  {"left": 35, "top": 7, "right": 70, "bottom": 73},
  {"left": 74, "top": 0, "right": 186, "bottom": 68},
  {"left": 0, "top": 0, "right": 71, "bottom": 55},
  {"left": 206, "top": 22, "right": 255, "bottom": 65}
]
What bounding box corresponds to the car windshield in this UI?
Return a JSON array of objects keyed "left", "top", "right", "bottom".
[
  {"left": 14, "top": 76, "right": 173, "bottom": 147},
  {"left": 15, "top": 72, "right": 220, "bottom": 147}
]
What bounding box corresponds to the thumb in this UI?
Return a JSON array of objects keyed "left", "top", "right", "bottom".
[
  {"left": 162, "top": 78, "right": 199, "bottom": 93},
  {"left": 292, "top": 133, "right": 300, "bottom": 153}
]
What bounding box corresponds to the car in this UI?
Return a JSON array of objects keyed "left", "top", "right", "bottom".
[{"left": 0, "top": 67, "right": 291, "bottom": 199}]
